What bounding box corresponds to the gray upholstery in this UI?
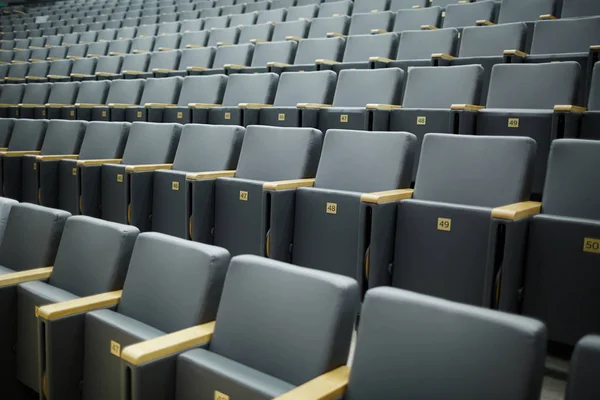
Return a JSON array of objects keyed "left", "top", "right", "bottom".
[
  {"left": 274, "top": 71, "right": 337, "bottom": 106},
  {"left": 348, "top": 11, "right": 394, "bottom": 36},
  {"left": 47, "top": 45, "right": 68, "bottom": 60},
  {"left": 342, "top": 32, "right": 398, "bottom": 63},
  {"left": 117, "top": 26, "right": 137, "bottom": 40},
  {"left": 39, "top": 119, "right": 87, "bottom": 155},
  {"left": 589, "top": 63, "right": 600, "bottom": 111},
  {"left": 108, "top": 39, "right": 132, "bottom": 55},
  {"left": 0, "top": 119, "right": 15, "bottom": 148},
  {"left": 136, "top": 24, "right": 158, "bottom": 38},
  {"left": 130, "top": 37, "right": 155, "bottom": 54},
  {"left": 458, "top": 23, "right": 527, "bottom": 58},
  {"left": 221, "top": 73, "right": 279, "bottom": 106},
  {"left": 71, "top": 57, "right": 98, "bottom": 75},
  {"left": 293, "top": 37, "right": 345, "bottom": 65},
  {"left": 120, "top": 122, "right": 181, "bottom": 165},
  {"left": 66, "top": 43, "right": 88, "bottom": 59},
  {"left": 345, "top": 287, "right": 546, "bottom": 400},
  {"left": 396, "top": 28, "right": 458, "bottom": 60},
  {"left": 414, "top": 134, "right": 536, "bottom": 207},
  {"left": 498, "top": 0, "right": 557, "bottom": 23},
  {"left": 204, "top": 16, "right": 230, "bottom": 30},
  {"left": 212, "top": 43, "right": 254, "bottom": 69},
  {"left": 5, "top": 119, "right": 47, "bottom": 151},
  {"left": 230, "top": 12, "right": 257, "bottom": 26},
  {"left": 0, "top": 198, "right": 17, "bottom": 246},
  {"left": 308, "top": 15, "right": 350, "bottom": 38},
  {"left": 20, "top": 82, "right": 51, "bottom": 104},
  {"left": 244, "top": 0, "right": 270, "bottom": 13},
  {"left": 74, "top": 80, "right": 110, "bottom": 104},
  {"left": 318, "top": 0, "right": 353, "bottom": 18},
  {"left": 105, "top": 79, "right": 145, "bottom": 105},
  {"left": 272, "top": 20, "right": 311, "bottom": 42},
  {"left": 121, "top": 53, "right": 151, "bottom": 73},
  {"left": 207, "top": 27, "right": 240, "bottom": 47},
  {"left": 250, "top": 41, "right": 296, "bottom": 67},
  {"left": 530, "top": 16, "right": 600, "bottom": 55},
  {"left": 393, "top": 7, "right": 442, "bottom": 32},
  {"left": 178, "top": 47, "right": 215, "bottom": 70},
  {"left": 566, "top": 335, "right": 600, "bottom": 400},
  {"left": 46, "top": 81, "right": 79, "bottom": 105},
  {"left": 95, "top": 55, "right": 123, "bottom": 75},
  {"left": 139, "top": 76, "right": 182, "bottom": 105},
  {"left": 443, "top": 0, "right": 496, "bottom": 28},
  {"left": 332, "top": 68, "right": 404, "bottom": 107},
  {"left": 286, "top": 4, "right": 319, "bottom": 20},
  {"left": 390, "top": 0, "right": 429, "bottom": 11},
  {"left": 97, "top": 29, "right": 118, "bottom": 42},
  {"left": 354, "top": 0, "right": 389, "bottom": 13},
  {"left": 179, "top": 75, "right": 227, "bottom": 106},
  {"left": 154, "top": 34, "right": 181, "bottom": 51},
  {"left": 78, "top": 122, "right": 131, "bottom": 160},
  {"left": 257, "top": 8, "right": 287, "bottom": 24},
  {"left": 0, "top": 84, "right": 25, "bottom": 105},
  {"left": 26, "top": 61, "right": 50, "bottom": 78},
  {"left": 561, "top": 0, "right": 600, "bottom": 18}
]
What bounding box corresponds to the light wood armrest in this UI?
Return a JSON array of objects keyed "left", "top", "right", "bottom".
[
  {"left": 0, "top": 148, "right": 7, "bottom": 151},
  {"left": 152, "top": 68, "right": 173, "bottom": 73},
  {"left": 36, "top": 154, "right": 78, "bottom": 161},
  {"left": 37, "top": 290, "right": 122, "bottom": 321},
  {"left": 125, "top": 164, "right": 173, "bottom": 172},
  {"left": 186, "top": 170, "right": 236, "bottom": 180},
  {"left": 361, "top": 189, "right": 414, "bottom": 204},
  {"left": 189, "top": 103, "right": 222, "bottom": 109},
  {"left": 24, "top": 76, "right": 46, "bottom": 80},
  {"left": 46, "top": 57, "right": 63, "bottom": 61},
  {"left": 412, "top": 5, "right": 424, "bottom": 8},
  {"left": 121, "top": 322, "right": 215, "bottom": 366},
  {"left": 132, "top": 50, "right": 148, "bottom": 54},
  {"left": 157, "top": 47, "right": 174, "bottom": 51},
  {"left": 274, "top": 366, "right": 350, "bottom": 400},
  {"left": 145, "top": 103, "right": 177, "bottom": 108},
  {"left": 45, "top": 103, "right": 72, "bottom": 107},
  {"left": 491, "top": 201, "right": 542, "bottom": 220},
  {"left": 267, "top": 61, "right": 290, "bottom": 67},
  {"left": 75, "top": 103, "right": 104, "bottom": 107},
  {"left": 370, "top": 29, "right": 386, "bottom": 34},
  {"left": 77, "top": 158, "right": 122, "bottom": 166},
  {"left": 18, "top": 103, "right": 42, "bottom": 107},
  {"left": 263, "top": 178, "right": 315, "bottom": 191},
  {"left": 108, "top": 103, "right": 135, "bottom": 108},
  {"left": 216, "top": 42, "right": 233, "bottom": 46},
  {"left": 108, "top": 52, "right": 125, "bottom": 56},
  {"left": 503, "top": 49, "right": 528, "bottom": 57},
  {"left": 591, "top": 45, "right": 600, "bottom": 51},
  {"left": 122, "top": 70, "right": 144, "bottom": 75},
  {"left": 66, "top": 55, "right": 82, "bottom": 60},
  {"left": 368, "top": 56, "right": 393, "bottom": 63},
  {"left": 186, "top": 66, "right": 207, "bottom": 71},
  {"left": 431, "top": 53, "right": 455, "bottom": 60},
  {"left": 86, "top": 54, "right": 104, "bottom": 58},
  {"left": 70, "top": 73, "right": 92, "bottom": 77},
  {"left": 185, "top": 44, "right": 204, "bottom": 49},
  {"left": 4, "top": 77, "right": 25, "bottom": 81},
  {"left": 296, "top": 103, "right": 332, "bottom": 109},
  {"left": 315, "top": 59, "right": 340, "bottom": 65},
  {"left": 450, "top": 104, "right": 485, "bottom": 111},
  {"left": 95, "top": 72, "right": 118, "bottom": 76},
  {"left": 285, "top": 36, "right": 302, "bottom": 41},
  {"left": 420, "top": 25, "right": 438, "bottom": 30},
  {"left": 250, "top": 39, "right": 266, "bottom": 44},
  {"left": 476, "top": 19, "right": 496, "bottom": 26},
  {"left": 366, "top": 104, "right": 402, "bottom": 110},
  {"left": 1, "top": 150, "right": 41, "bottom": 157},
  {"left": 326, "top": 32, "right": 344, "bottom": 38},
  {"left": 29, "top": 58, "right": 46, "bottom": 62},
  {"left": 46, "top": 74, "right": 70, "bottom": 80},
  {"left": 0, "top": 267, "right": 53, "bottom": 288},
  {"left": 554, "top": 105, "right": 586, "bottom": 113},
  {"left": 224, "top": 63, "right": 247, "bottom": 69},
  {"left": 238, "top": 103, "right": 273, "bottom": 109},
  {"left": 539, "top": 14, "right": 557, "bottom": 20}
]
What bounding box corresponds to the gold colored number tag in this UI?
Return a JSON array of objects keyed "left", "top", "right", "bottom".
[
  {"left": 278, "top": 113, "right": 285, "bottom": 121},
  {"left": 172, "top": 181, "right": 179, "bottom": 191},
  {"left": 417, "top": 116, "right": 426, "bottom": 125},
  {"left": 72, "top": 168, "right": 77, "bottom": 176},
  {"left": 340, "top": 114, "right": 348, "bottom": 123},
  {"left": 33, "top": 163, "right": 37, "bottom": 170},
  {"left": 177, "top": 111, "right": 183, "bottom": 119},
  {"left": 42, "top": 110, "right": 46, "bottom": 116},
  {"left": 583, "top": 238, "right": 600, "bottom": 254},
  {"left": 508, "top": 118, "right": 519, "bottom": 128},
  {"left": 110, "top": 341, "right": 121, "bottom": 357},
  {"left": 214, "top": 391, "right": 229, "bottom": 400},
  {"left": 437, "top": 218, "right": 451, "bottom": 231},
  {"left": 224, "top": 112, "right": 231, "bottom": 120},
  {"left": 70, "top": 110, "right": 75, "bottom": 117},
  {"left": 137, "top": 111, "right": 142, "bottom": 118},
  {"left": 326, "top": 202, "right": 337, "bottom": 214},
  {"left": 239, "top": 190, "right": 248, "bottom": 201},
  {"left": 117, "top": 174, "right": 123, "bottom": 183},
  {"left": 102, "top": 110, "right": 107, "bottom": 117}
]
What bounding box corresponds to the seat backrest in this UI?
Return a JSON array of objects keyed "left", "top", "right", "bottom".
[
  {"left": 238, "top": 23, "right": 274, "bottom": 44},
  {"left": 250, "top": 41, "right": 296, "bottom": 67},
  {"left": 26, "top": 61, "right": 50, "bottom": 78},
  {"left": 318, "top": 0, "right": 353, "bottom": 17},
  {"left": 96, "top": 55, "right": 123, "bottom": 74},
  {"left": 308, "top": 15, "right": 350, "bottom": 38},
  {"left": 117, "top": 26, "right": 137, "bottom": 40},
  {"left": 498, "top": 0, "right": 557, "bottom": 23},
  {"left": 486, "top": 62, "right": 579, "bottom": 109},
  {"left": 21, "top": 82, "right": 51, "bottom": 105},
  {"left": 180, "top": 31, "right": 209, "bottom": 48},
  {"left": 0, "top": 203, "right": 70, "bottom": 272},
  {"left": 294, "top": 37, "right": 345, "bottom": 64},
  {"left": 561, "top": 0, "right": 600, "bottom": 18},
  {"left": 172, "top": 124, "right": 245, "bottom": 172},
  {"left": 443, "top": 0, "right": 496, "bottom": 28},
  {"left": 71, "top": 57, "right": 97, "bottom": 75},
  {"left": 346, "top": 287, "right": 546, "bottom": 399},
  {"left": 541, "top": 139, "right": 600, "bottom": 220},
  {"left": 348, "top": 11, "right": 393, "bottom": 35},
  {"left": 530, "top": 16, "right": 600, "bottom": 55},
  {"left": 204, "top": 15, "right": 229, "bottom": 30},
  {"left": 394, "top": 6, "right": 442, "bottom": 32},
  {"left": 257, "top": 8, "right": 287, "bottom": 24},
  {"left": 0, "top": 198, "right": 17, "bottom": 246},
  {"left": 62, "top": 32, "right": 80, "bottom": 45},
  {"left": 105, "top": 79, "right": 145, "bottom": 106},
  {"left": 403, "top": 65, "right": 483, "bottom": 108},
  {"left": 108, "top": 39, "right": 132, "bottom": 54},
  {"left": 566, "top": 335, "right": 600, "bottom": 400},
  {"left": 46, "top": 81, "right": 80, "bottom": 105},
  {"left": 315, "top": 129, "right": 416, "bottom": 192},
  {"left": 178, "top": 47, "right": 215, "bottom": 70},
  {"left": 286, "top": 4, "right": 319, "bottom": 20},
  {"left": 136, "top": 23, "right": 158, "bottom": 38},
  {"left": 78, "top": 121, "right": 130, "bottom": 160},
  {"left": 221, "top": 3, "right": 245, "bottom": 16},
  {"left": 209, "top": 255, "right": 359, "bottom": 385},
  {"left": 332, "top": 68, "right": 404, "bottom": 107},
  {"left": 75, "top": 80, "right": 110, "bottom": 105},
  {"left": 47, "top": 59, "right": 72, "bottom": 76},
  {"left": 245, "top": 0, "right": 270, "bottom": 13},
  {"left": 48, "top": 217, "right": 139, "bottom": 297},
  {"left": 79, "top": 31, "right": 98, "bottom": 44},
  {"left": 273, "top": 20, "right": 311, "bottom": 42},
  {"left": 0, "top": 119, "right": 15, "bottom": 147},
  {"left": 589, "top": 63, "right": 600, "bottom": 111},
  {"left": 274, "top": 70, "right": 337, "bottom": 107},
  {"left": 177, "top": 75, "right": 228, "bottom": 106},
  {"left": 396, "top": 28, "right": 458, "bottom": 60},
  {"left": 0, "top": 83, "right": 25, "bottom": 104},
  {"left": 458, "top": 22, "right": 527, "bottom": 58},
  {"left": 131, "top": 37, "right": 155, "bottom": 53},
  {"left": 229, "top": 12, "right": 257, "bottom": 26},
  {"left": 139, "top": 76, "right": 182, "bottom": 105},
  {"left": 121, "top": 52, "right": 150, "bottom": 73},
  {"left": 7, "top": 62, "right": 29, "bottom": 79},
  {"left": 354, "top": 0, "right": 389, "bottom": 13},
  {"left": 342, "top": 32, "right": 398, "bottom": 62},
  {"left": 117, "top": 232, "right": 230, "bottom": 332},
  {"left": 157, "top": 21, "right": 180, "bottom": 35},
  {"left": 120, "top": 122, "right": 181, "bottom": 165},
  {"left": 234, "top": 125, "right": 322, "bottom": 181},
  {"left": 414, "top": 133, "right": 536, "bottom": 207},
  {"left": 212, "top": 43, "right": 254, "bottom": 69},
  {"left": 39, "top": 119, "right": 87, "bottom": 156},
  {"left": 221, "top": 72, "right": 279, "bottom": 106},
  {"left": 155, "top": 33, "right": 181, "bottom": 51},
  {"left": 97, "top": 28, "right": 117, "bottom": 41}
]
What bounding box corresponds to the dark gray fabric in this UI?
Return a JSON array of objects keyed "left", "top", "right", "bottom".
[
  {"left": 147, "top": 50, "right": 181, "bottom": 71},
  {"left": 220, "top": 73, "right": 279, "bottom": 106},
  {"left": 74, "top": 80, "right": 110, "bottom": 105},
  {"left": 390, "top": 0, "right": 429, "bottom": 11},
  {"left": 120, "top": 122, "right": 181, "bottom": 165},
  {"left": 272, "top": 20, "right": 311, "bottom": 42},
  {"left": 332, "top": 68, "right": 404, "bottom": 107},
  {"left": 286, "top": 5, "right": 319, "bottom": 21},
  {"left": 541, "top": 139, "right": 600, "bottom": 219},
  {"left": 48, "top": 216, "right": 139, "bottom": 296},
  {"left": 402, "top": 65, "right": 483, "bottom": 108},
  {"left": 178, "top": 75, "right": 227, "bottom": 106},
  {"left": 566, "top": 335, "right": 600, "bottom": 400},
  {"left": 117, "top": 232, "right": 231, "bottom": 332},
  {"left": 0, "top": 198, "right": 17, "bottom": 246},
  {"left": 139, "top": 77, "right": 182, "bottom": 105},
  {"left": 20, "top": 82, "right": 51, "bottom": 105},
  {"left": 0, "top": 119, "right": 15, "bottom": 147},
  {"left": 443, "top": 0, "right": 495, "bottom": 28},
  {"left": 293, "top": 37, "right": 345, "bottom": 65},
  {"left": 486, "top": 62, "right": 580, "bottom": 109},
  {"left": 239, "top": 23, "right": 274, "bottom": 44},
  {"left": 498, "top": 0, "right": 558, "bottom": 23},
  {"left": 393, "top": 7, "right": 442, "bottom": 32},
  {"left": 6, "top": 63, "right": 29, "bottom": 80},
  {"left": 105, "top": 79, "right": 145, "bottom": 105},
  {"left": 6, "top": 119, "right": 47, "bottom": 151},
  {"left": 0, "top": 203, "right": 69, "bottom": 272},
  {"left": 177, "top": 47, "right": 215, "bottom": 70},
  {"left": 414, "top": 134, "right": 536, "bottom": 207},
  {"left": 250, "top": 41, "right": 296, "bottom": 67},
  {"left": 342, "top": 32, "right": 398, "bottom": 63},
  {"left": 209, "top": 255, "right": 359, "bottom": 385},
  {"left": 458, "top": 23, "right": 527, "bottom": 58},
  {"left": 212, "top": 43, "right": 254, "bottom": 69},
  {"left": 396, "top": 28, "right": 458, "bottom": 60},
  {"left": 590, "top": 64, "right": 600, "bottom": 111},
  {"left": 39, "top": 119, "right": 87, "bottom": 155},
  {"left": 530, "top": 16, "right": 600, "bottom": 55},
  {"left": 561, "top": 0, "right": 600, "bottom": 18},
  {"left": 95, "top": 55, "right": 123, "bottom": 74},
  {"left": 234, "top": 125, "right": 322, "bottom": 181},
  {"left": 121, "top": 53, "right": 151, "bottom": 73},
  {"left": 348, "top": 11, "right": 393, "bottom": 36},
  {"left": 26, "top": 61, "right": 50, "bottom": 78},
  {"left": 345, "top": 287, "right": 547, "bottom": 400},
  {"left": 318, "top": 1, "right": 353, "bottom": 18},
  {"left": 273, "top": 71, "right": 337, "bottom": 106},
  {"left": 308, "top": 15, "right": 350, "bottom": 38},
  {"left": 207, "top": 27, "right": 240, "bottom": 47},
  {"left": 77, "top": 121, "right": 130, "bottom": 160},
  {"left": 71, "top": 57, "right": 98, "bottom": 75},
  {"left": 0, "top": 84, "right": 25, "bottom": 105}
]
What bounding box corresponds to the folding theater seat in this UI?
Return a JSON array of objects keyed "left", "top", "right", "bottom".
[
  {"left": 302, "top": 68, "right": 404, "bottom": 132},
  {"left": 229, "top": 41, "right": 296, "bottom": 74},
  {"left": 559, "top": 0, "right": 600, "bottom": 18},
  {"left": 497, "top": 0, "right": 559, "bottom": 24},
  {"left": 154, "top": 33, "right": 181, "bottom": 51},
  {"left": 389, "top": 0, "right": 429, "bottom": 11},
  {"left": 33, "top": 81, "right": 80, "bottom": 119},
  {"left": 307, "top": 15, "right": 350, "bottom": 38},
  {"left": 476, "top": 62, "right": 581, "bottom": 195},
  {"left": 180, "top": 15, "right": 202, "bottom": 29},
  {"left": 345, "top": 11, "right": 394, "bottom": 36},
  {"left": 188, "top": 125, "right": 321, "bottom": 255},
  {"left": 180, "top": 31, "right": 209, "bottom": 49},
  {"left": 79, "top": 31, "right": 98, "bottom": 45},
  {"left": 247, "top": 70, "right": 336, "bottom": 127},
  {"left": 132, "top": 50, "right": 182, "bottom": 78},
  {"left": 522, "top": 140, "right": 600, "bottom": 347},
  {"left": 11, "top": 217, "right": 138, "bottom": 397},
  {"left": 21, "top": 120, "right": 87, "bottom": 206},
  {"left": 265, "top": 129, "right": 415, "bottom": 283},
  {"left": 206, "top": 26, "right": 240, "bottom": 47},
  {"left": 136, "top": 23, "right": 159, "bottom": 38},
  {"left": 86, "top": 41, "right": 110, "bottom": 58},
  {"left": 285, "top": 4, "right": 319, "bottom": 20},
  {"left": 29, "top": 37, "right": 47, "bottom": 49},
  {"left": 46, "top": 45, "right": 69, "bottom": 62},
  {"left": 239, "top": 22, "right": 277, "bottom": 44},
  {"left": 97, "top": 28, "right": 118, "bottom": 42},
  {"left": 442, "top": 0, "right": 496, "bottom": 29},
  {"left": 123, "top": 76, "right": 183, "bottom": 122},
  {"left": 0, "top": 40, "right": 15, "bottom": 51},
  {"left": 318, "top": 0, "right": 353, "bottom": 17},
  {"left": 12, "top": 48, "right": 31, "bottom": 63},
  {"left": 200, "top": 72, "right": 279, "bottom": 125},
  {"left": 61, "top": 33, "right": 80, "bottom": 47},
  {"left": 3, "top": 62, "right": 30, "bottom": 84},
  {"left": 364, "top": 133, "right": 538, "bottom": 311},
  {"left": 107, "top": 39, "right": 132, "bottom": 57},
  {"left": 581, "top": 64, "right": 600, "bottom": 139},
  {"left": 160, "top": 47, "right": 216, "bottom": 77},
  {"left": 98, "top": 53, "right": 150, "bottom": 81},
  {"left": 221, "top": 3, "right": 245, "bottom": 16},
  {"left": 0, "top": 119, "right": 15, "bottom": 151},
  {"left": 200, "top": 43, "right": 254, "bottom": 75},
  {"left": 271, "top": 20, "right": 311, "bottom": 42},
  {"left": 9, "top": 82, "right": 51, "bottom": 119},
  {"left": 13, "top": 38, "right": 29, "bottom": 50},
  {"left": 319, "top": 32, "right": 398, "bottom": 72},
  {"left": 90, "top": 56, "right": 124, "bottom": 81},
  {"left": 566, "top": 335, "right": 600, "bottom": 400},
  {"left": 229, "top": 11, "right": 257, "bottom": 27},
  {"left": 158, "top": 13, "right": 179, "bottom": 24},
  {"left": 44, "top": 35, "right": 63, "bottom": 48},
  {"left": 353, "top": 0, "right": 389, "bottom": 14},
  {"left": 45, "top": 59, "right": 74, "bottom": 83},
  {"left": 392, "top": 7, "right": 443, "bottom": 32},
  {"left": 130, "top": 36, "right": 156, "bottom": 55},
  {"left": 0, "top": 50, "right": 15, "bottom": 65},
  {"left": 0, "top": 203, "right": 69, "bottom": 399},
  {"left": 92, "top": 79, "right": 145, "bottom": 122},
  {"left": 69, "top": 57, "right": 98, "bottom": 81},
  {"left": 122, "top": 18, "right": 141, "bottom": 29},
  {"left": 116, "top": 26, "right": 138, "bottom": 41},
  {"left": 163, "top": 75, "right": 228, "bottom": 124},
  {"left": 24, "top": 61, "right": 50, "bottom": 83},
  {"left": 276, "top": 287, "right": 547, "bottom": 400},
  {"left": 204, "top": 15, "right": 230, "bottom": 30}
]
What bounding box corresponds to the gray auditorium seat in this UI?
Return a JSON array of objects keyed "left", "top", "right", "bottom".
[
  {"left": 566, "top": 335, "right": 600, "bottom": 400},
  {"left": 280, "top": 37, "right": 345, "bottom": 73},
  {"left": 91, "top": 79, "right": 145, "bottom": 122},
  {"left": 124, "top": 76, "right": 183, "bottom": 122},
  {"left": 308, "top": 15, "right": 350, "bottom": 38},
  {"left": 559, "top": 0, "right": 600, "bottom": 18},
  {"left": 62, "top": 80, "right": 110, "bottom": 121},
  {"left": 163, "top": 75, "right": 228, "bottom": 124},
  {"left": 318, "top": 0, "right": 353, "bottom": 17},
  {"left": 443, "top": 0, "right": 496, "bottom": 28},
  {"left": 393, "top": 6, "right": 442, "bottom": 32},
  {"left": 581, "top": 63, "right": 600, "bottom": 139},
  {"left": 34, "top": 81, "right": 80, "bottom": 119},
  {"left": 321, "top": 32, "right": 398, "bottom": 72},
  {"left": 235, "top": 40, "right": 296, "bottom": 74}
]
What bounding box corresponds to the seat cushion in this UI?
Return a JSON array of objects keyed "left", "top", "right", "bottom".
[{"left": 176, "top": 348, "right": 295, "bottom": 400}]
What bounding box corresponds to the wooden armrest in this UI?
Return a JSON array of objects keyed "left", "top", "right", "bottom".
[
  {"left": 75, "top": 103, "right": 104, "bottom": 107},
  {"left": 274, "top": 366, "right": 350, "bottom": 400},
  {"left": 431, "top": 53, "right": 455, "bottom": 61},
  {"left": 296, "top": 103, "right": 332, "bottom": 109},
  {"left": 503, "top": 49, "right": 528, "bottom": 57},
  {"left": 216, "top": 42, "right": 233, "bottom": 46},
  {"left": 4, "top": 77, "right": 25, "bottom": 81},
  {"left": 36, "top": 154, "right": 78, "bottom": 161},
  {"left": 370, "top": 29, "right": 386, "bottom": 34},
  {"left": 0, "top": 148, "right": 7, "bottom": 151},
  {"left": 591, "top": 45, "right": 600, "bottom": 51},
  {"left": 122, "top": 70, "right": 144, "bottom": 75},
  {"left": 46, "top": 74, "right": 69, "bottom": 79},
  {"left": 95, "top": 72, "right": 118, "bottom": 76},
  {"left": 189, "top": 103, "right": 222, "bottom": 109},
  {"left": 554, "top": 105, "right": 586, "bottom": 113},
  {"left": 250, "top": 39, "right": 266, "bottom": 44},
  {"left": 108, "top": 103, "right": 135, "bottom": 108},
  {"left": 238, "top": 103, "right": 273, "bottom": 109},
  {"left": 326, "top": 32, "right": 344, "bottom": 38},
  {"left": 420, "top": 25, "right": 439, "bottom": 30},
  {"left": 185, "top": 44, "right": 204, "bottom": 49},
  {"left": 86, "top": 54, "right": 104, "bottom": 58},
  {"left": 186, "top": 66, "right": 207, "bottom": 71},
  {"left": 108, "top": 51, "right": 125, "bottom": 56},
  {"left": 366, "top": 104, "right": 402, "bottom": 110},
  {"left": 450, "top": 104, "right": 485, "bottom": 111},
  {"left": 125, "top": 164, "right": 173, "bottom": 172},
  {"left": 76, "top": 158, "right": 122, "bottom": 166},
  {"left": 121, "top": 321, "right": 215, "bottom": 366},
  {"left": 29, "top": 58, "right": 46, "bottom": 62},
  {"left": 491, "top": 201, "right": 542, "bottom": 220},
  {"left": 37, "top": 290, "right": 122, "bottom": 321},
  {"left": 315, "top": 59, "right": 339, "bottom": 65},
  {"left": 157, "top": 47, "right": 174, "bottom": 51},
  {"left": 70, "top": 73, "right": 92, "bottom": 77},
  {"left": 66, "top": 55, "right": 82, "bottom": 60},
  {"left": 368, "top": 56, "right": 393, "bottom": 63},
  {"left": 45, "top": 103, "right": 71, "bottom": 107},
  {"left": 145, "top": 103, "right": 177, "bottom": 108},
  {"left": 46, "top": 57, "right": 63, "bottom": 61},
  {"left": 132, "top": 50, "right": 148, "bottom": 54},
  {"left": 152, "top": 68, "right": 173, "bottom": 73},
  {"left": 24, "top": 76, "right": 46, "bottom": 80},
  {"left": 539, "top": 14, "right": 557, "bottom": 20},
  {"left": 361, "top": 189, "right": 414, "bottom": 204},
  {"left": 476, "top": 19, "right": 495, "bottom": 26},
  {"left": 412, "top": 5, "right": 424, "bottom": 8},
  {"left": 263, "top": 178, "right": 315, "bottom": 191},
  {"left": 18, "top": 103, "right": 42, "bottom": 107},
  {"left": 1, "top": 150, "right": 41, "bottom": 157},
  {"left": 0, "top": 267, "right": 53, "bottom": 288},
  {"left": 267, "top": 61, "right": 290, "bottom": 67},
  {"left": 285, "top": 36, "right": 303, "bottom": 41},
  {"left": 224, "top": 63, "right": 247, "bottom": 69},
  {"left": 186, "top": 170, "right": 236, "bottom": 180}
]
